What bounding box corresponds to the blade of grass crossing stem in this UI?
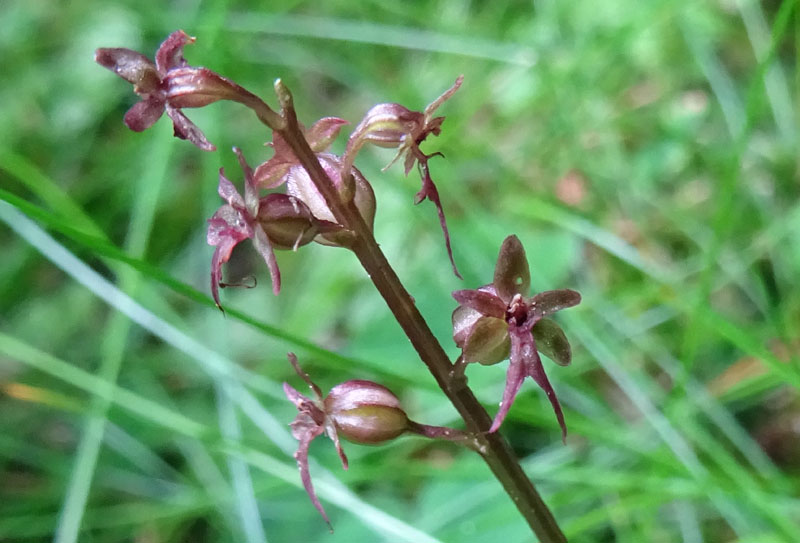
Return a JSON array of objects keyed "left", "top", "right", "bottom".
[
  {"left": 54, "top": 118, "right": 173, "bottom": 543},
  {"left": 0, "top": 333, "right": 443, "bottom": 543},
  {"left": 0, "top": 201, "right": 443, "bottom": 543},
  {"left": 216, "top": 386, "right": 268, "bottom": 543},
  {"left": 0, "top": 188, "right": 411, "bottom": 389}
]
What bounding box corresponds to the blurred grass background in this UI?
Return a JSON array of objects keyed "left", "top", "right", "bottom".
[{"left": 1, "top": 0, "right": 798, "bottom": 541}]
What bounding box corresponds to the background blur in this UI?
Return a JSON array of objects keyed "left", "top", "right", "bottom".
[{"left": 1, "top": 0, "right": 798, "bottom": 541}]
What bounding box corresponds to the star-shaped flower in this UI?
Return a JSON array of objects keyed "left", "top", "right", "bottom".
[
  {"left": 451, "top": 235, "right": 581, "bottom": 438},
  {"left": 96, "top": 30, "right": 258, "bottom": 151}
]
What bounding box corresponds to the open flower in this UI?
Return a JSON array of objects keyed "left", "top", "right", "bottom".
[
  {"left": 95, "top": 30, "right": 260, "bottom": 151},
  {"left": 342, "top": 76, "right": 465, "bottom": 278},
  {"left": 283, "top": 353, "right": 479, "bottom": 530},
  {"left": 452, "top": 235, "right": 581, "bottom": 438},
  {"left": 207, "top": 148, "right": 320, "bottom": 308}
]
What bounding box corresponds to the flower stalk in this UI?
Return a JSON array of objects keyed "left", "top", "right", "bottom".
[
  {"left": 96, "top": 32, "right": 569, "bottom": 542},
  {"left": 271, "top": 83, "right": 568, "bottom": 543}
]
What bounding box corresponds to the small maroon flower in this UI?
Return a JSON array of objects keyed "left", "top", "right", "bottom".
[
  {"left": 343, "top": 76, "right": 464, "bottom": 278},
  {"left": 283, "top": 353, "right": 478, "bottom": 530},
  {"left": 207, "top": 147, "right": 280, "bottom": 306},
  {"left": 207, "top": 148, "right": 320, "bottom": 308},
  {"left": 452, "top": 235, "right": 581, "bottom": 439},
  {"left": 96, "top": 30, "right": 259, "bottom": 151}
]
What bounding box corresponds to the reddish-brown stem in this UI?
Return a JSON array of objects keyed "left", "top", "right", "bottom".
[{"left": 265, "top": 80, "right": 567, "bottom": 543}]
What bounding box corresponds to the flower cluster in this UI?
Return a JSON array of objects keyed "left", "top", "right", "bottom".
[
  {"left": 96, "top": 30, "right": 582, "bottom": 533},
  {"left": 452, "top": 235, "right": 581, "bottom": 438},
  {"left": 205, "top": 116, "right": 377, "bottom": 308},
  {"left": 283, "top": 353, "right": 475, "bottom": 529},
  {"left": 96, "top": 30, "right": 462, "bottom": 308}
]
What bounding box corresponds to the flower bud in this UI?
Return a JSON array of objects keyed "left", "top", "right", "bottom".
[
  {"left": 164, "top": 67, "right": 254, "bottom": 108},
  {"left": 348, "top": 103, "right": 424, "bottom": 149},
  {"left": 286, "top": 153, "right": 376, "bottom": 246},
  {"left": 284, "top": 352, "right": 479, "bottom": 528},
  {"left": 324, "top": 380, "right": 410, "bottom": 444},
  {"left": 256, "top": 194, "right": 318, "bottom": 250}
]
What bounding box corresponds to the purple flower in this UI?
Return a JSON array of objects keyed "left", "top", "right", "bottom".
[
  {"left": 283, "top": 354, "right": 411, "bottom": 530},
  {"left": 96, "top": 30, "right": 258, "bottom": 151},
  {"left": 207, "top": 148, "right": 280, "bottom": 307},
  {"left": 343, "top": 76, "right": 465, "bottom": 278},
  {"left": 207, "top": 148, "right": 322, "bottom": 308},
  {"left": 452, "top": 235, "right": 581, "bottom": 439},
  {"left": 251, "top": 117, "right": 376, "bottom": 247}
]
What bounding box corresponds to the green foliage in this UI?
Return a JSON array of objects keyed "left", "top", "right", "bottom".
[{"left": 1, "top": 0, "right": 798, "bottom": 541}]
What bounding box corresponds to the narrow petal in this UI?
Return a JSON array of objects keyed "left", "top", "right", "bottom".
[
  {"left": 493, "top": 235, "right": 531, "bottom": 303},
  {"left": 413, "top": 151, "right": 461, "bottom": 278},
  {"left": 532, "top": 318, "right": 572, "bottom": 366},
  {"left": 231, "top": 147, "right": 261, "bottom": 215},
  {"left": 423, "top": 75, "right": 464, "bottom": 118},
  {"left": 216, "top": 171, "right": 246, "bottom": 209},
  {"left": 209, "top": 236, "right": 240, "bottom": 309},
  {"left": 452, "top": 289, "right": 505, "bottom": 319},
  {"left": 165, "top": 105, "right": 215, "bottom": 151},
  {"left": 306, "top": 117, "right": 349, "bottom": 152},
  {"left": 287, "top": 353, "right": 323, "bottom": 400},
  {"left": 123, "top": 96, "right": 165, "bottom": 132},
  {"left": 293, "top": 424, "right": 332, "bottom": 531},
  {"left": 283, "top": 382, "right": 309, "bottom": 409},
  {"left": 94, "top": 47, "right": 160, "bottom": 90},
  {"left": 155, "top": 30, "right": 192, "bottom": 73},
  {"left": 253, "top": 159, "right": 292, "bottom": 189},
  {"left": 252, "top": 226, "right": 281, "bottom": 295},
  {"left": 489, "top": 346, "right": 526, "bottom": 433},
  {"left": 327, "top": 422, "right": 349, "bottom": 470},
  {"left": 525, "top": 345, "right": 568, "bottom": 443},
  {"left": 529, "top": 289, "right": 581, "bottom": 319}
]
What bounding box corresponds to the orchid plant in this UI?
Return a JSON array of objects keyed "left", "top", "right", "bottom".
[{"left": 96, "top": 30, "right": 581, "bottom": 543}]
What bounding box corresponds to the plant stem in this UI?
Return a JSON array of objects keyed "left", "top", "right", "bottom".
[{"left": 270, "top": 82, "right": 567, "bottom": 543}]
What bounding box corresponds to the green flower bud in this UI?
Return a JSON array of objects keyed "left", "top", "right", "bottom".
[
  {"left": 324, "top": 380, "right": 410, "bottom": 444},
  {"left": 256, "top": 193, "right": 318, "bottom": 250}
]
